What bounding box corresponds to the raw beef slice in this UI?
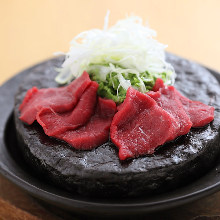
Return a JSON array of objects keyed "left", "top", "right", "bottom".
[
  {"left": 110, "top": 87, "right": 179, "bottom": 160},
  {"left": 56, "top": 97, "right": 117, "bottom": 150},
  {"left": 37, "top": 81, "right": 99, "bottom": 136},
  {"left": 19, "top": 71, "right": 91, "bottom": 124},
  {"left": 151, "top": 78, "right": 214, "bottom": 127},
  {"left": 147, "top": 86, "right": 192, "bottom": 136}
]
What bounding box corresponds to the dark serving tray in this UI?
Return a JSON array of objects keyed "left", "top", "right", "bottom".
[{"left": 0, "top": 57, "right": 220, "bottom": 216}]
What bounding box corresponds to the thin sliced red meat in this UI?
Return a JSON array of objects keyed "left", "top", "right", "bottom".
[
  {"left": 110, "top": 87, "right": 179, "bottom": 160},
  {"left": 19, "top": 71, "right": 91, "bottom": 124},
  {"left": 152, "top": 78, "right": 165, "bottom": 91},
  {"left": 151, "top": 78, "right": 214, "bottom": 127},
  {"left": 37, "top": 81, "right": 99, "bottom": 136},
  {"left": 174, "top": 89, "right": 215, "bottom": 127},
  {"left": 55, "top": 97, "right": 116, "bottom": 150},
  {"left": 148, "top": 86, "right": 192, "bottom": 136}
]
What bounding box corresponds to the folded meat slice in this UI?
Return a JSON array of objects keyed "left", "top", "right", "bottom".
[
  {"left": 37, "top": 81, "right": 99, "bottom": 136},
  {"left": 19, "top": 71, "right": 91, "bottom": 124},
  {"left": 110, "top": 87, "right": 179, "bottom": 160},
  {"left": 152, "top": 78, "right": 215, "bottom": 127},
  {"left": 55, "top": 97, "right": 117, "bottom": 150},
  {"left": 148, "top": 86, "right": 192, "bottom": 136},
  {"left": 176, "top": 90, "right": 215, "bottom": 127}
]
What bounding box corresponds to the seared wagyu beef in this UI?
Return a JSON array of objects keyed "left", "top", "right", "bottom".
[
  {"left": 19, "top": 71, "right": 91, "bottom": 124},
  {"left": 19, "top": 72, "right": 116, "bottom": 150},
  {"left": 110, "top": 87, "right": 180, "bottom": 160}
]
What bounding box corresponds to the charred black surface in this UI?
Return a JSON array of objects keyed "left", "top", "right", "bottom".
[{"left": 14, "top": 54, "right": 220, "bottom": 197}]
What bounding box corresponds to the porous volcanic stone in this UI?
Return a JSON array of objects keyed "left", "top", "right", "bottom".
[{"left": 14, "top": 54, "right": 220, "bottom": 197}]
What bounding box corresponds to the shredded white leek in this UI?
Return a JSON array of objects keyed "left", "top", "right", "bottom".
[{"left": 55, "top": 12, "right": 175, "bottom": 92}]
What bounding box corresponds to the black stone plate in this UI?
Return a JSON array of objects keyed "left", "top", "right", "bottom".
[{"left": 1, "top": 57, "right": 220, "bottom": 216}]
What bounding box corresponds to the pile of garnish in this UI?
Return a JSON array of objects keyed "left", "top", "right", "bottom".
[{"left": 55, "top": 12, "right": 175, "bottom": 103}]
